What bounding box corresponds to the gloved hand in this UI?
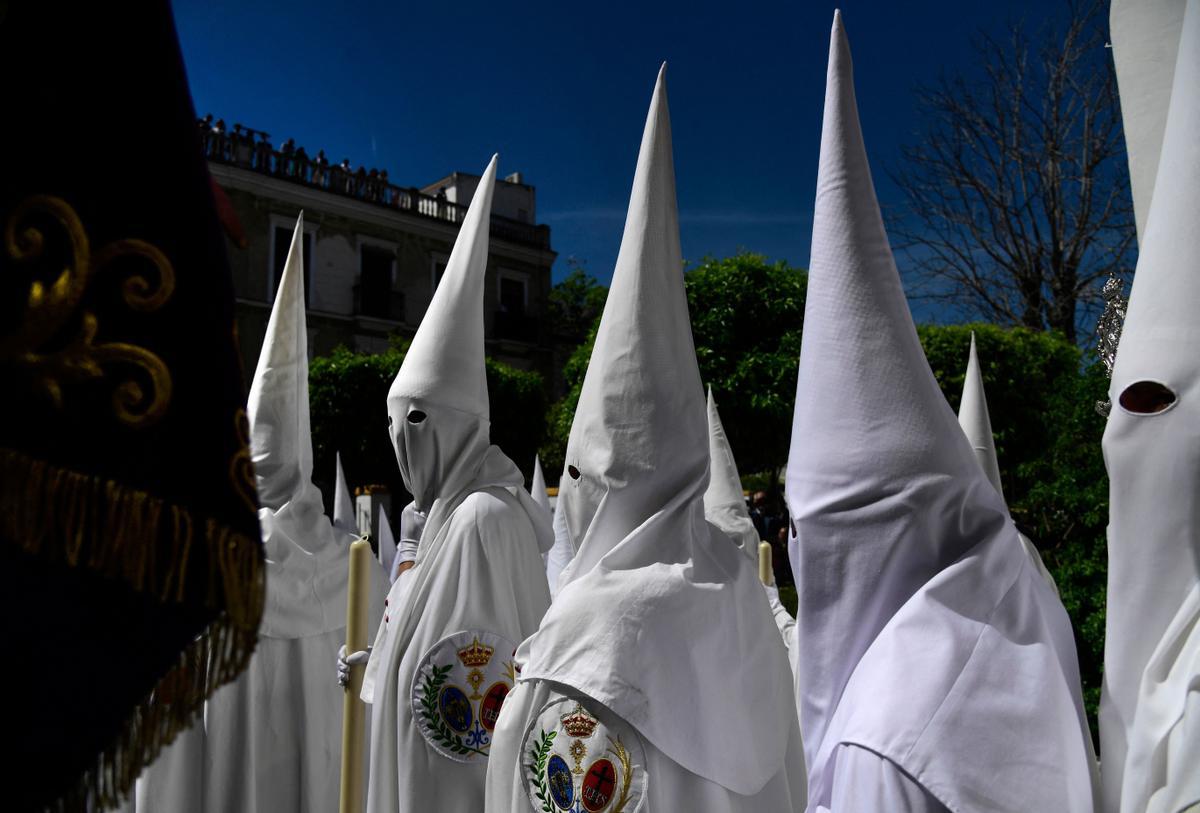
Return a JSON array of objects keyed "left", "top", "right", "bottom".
[
  {"left": 398, "top": 501, "right": 427, "bottom": 560},
  {"left": 337, "top": 644, "right": 372, "bottom": 688},
  {"left": 395, "top": 501, "right": 427, "bottom": 576}
]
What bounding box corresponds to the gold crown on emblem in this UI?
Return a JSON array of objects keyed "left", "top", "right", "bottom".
[
  {"left": 456, "top": 637, "right": 495, "bottom": 668},
  {"left": 560, "top": 704, "right": 599, "bottom": 738}
]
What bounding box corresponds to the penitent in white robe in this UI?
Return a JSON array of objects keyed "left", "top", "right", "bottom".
[
  {"left": 786, "top": 14, "right": 1096, "bottom": 811},
  {"left": 488, "top": 66, "right": 804, "bottom": 813},
  {"left": 366, "top": 154, "right": 553, "bottom": 811},
  {"left": 120, "top": 214, "right": 387, "bottom": 812}
]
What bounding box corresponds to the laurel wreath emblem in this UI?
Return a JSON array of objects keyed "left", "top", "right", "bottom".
[
  {"left": 525, "top": 728, "right": 557, "bottom": 813},
  {"left": 417, "top": 663, "right": 487, "bottom": 758}
]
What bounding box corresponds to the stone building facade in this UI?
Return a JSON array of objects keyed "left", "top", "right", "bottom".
[{"left": 200, "top": 119, "right": 558, "bottom": 383}]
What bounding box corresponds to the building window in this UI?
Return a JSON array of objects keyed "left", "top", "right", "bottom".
[
  {"left": 270, "top": 224, "right": 312, "bottom": 306},
  {"left": 499, "top": 274, "right": 527, "bottom": 316},
  {"left": 359, "top": 245, "right": 394, "bottom": 319}
]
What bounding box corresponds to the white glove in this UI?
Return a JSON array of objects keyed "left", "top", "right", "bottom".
[
  {"left": 396, "top": 501, "right": 427, "bottom": 568},
  {"left": 337, "top": 644, "right": 372, "bottom": 688},
  {"left": 399, "top": 502, "right": 427, "bottom": 550}
]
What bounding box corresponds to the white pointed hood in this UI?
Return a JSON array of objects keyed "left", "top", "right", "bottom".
[
  {"left": 704, "top": 387, "right": 759, "bottom": 556},
  {"left": 529, "top": 454, "right": 551, "bottom": 514},
  {"left": 957, "top": 334, "right": 1060, "bottom": 593},
  {"left": 786, "top": 13, "right": 1096, "bottom": 810},
  {"left": 543, "top": 464, "right": 574, "bottom": 599},
  {"left": 957, "top": 333, "right": 1004, "bottom": 496},
  {"left": 1111, "top": 0, "right": 1189, "bottom": 242},
  {"left": 386, "top": 156, "right": 497, "bottom": 515},
  {"left": 1102, "top": 2, "right": 1200, "bottom": 809},
  {"left": 333, "top": 451, "right": 356, "bottom": 533},
  {"left": 247, "top": 213, "right": 365, "bottom": 637},
  {"left": 517, "top": 65, "right": 796, "bottom": 795}
]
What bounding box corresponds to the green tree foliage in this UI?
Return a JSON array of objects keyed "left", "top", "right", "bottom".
[
  {"left": 687, "top": 254, "right": 807, "bottom": 478},
  {"left": 309, "top": 340, "right": 546, "bottom": 508},
  {"left": 538, "top": 318, "right": 599, "bottom": 476},
  {"left": 1014, "top": 362, "right": 1110, "bottom": 731},
  {"left": 547, "top": 260, "right": 608, "bottom": 345},
  {"left": 917, "top": 323, "right": 1081, "bottom": 505}
]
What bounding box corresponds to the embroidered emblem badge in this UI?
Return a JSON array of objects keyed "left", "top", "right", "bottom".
[
  {"left": 523, "top": 697, "right": 647, "bottom": 813},
  {"left": 411, "top": 629, "right": 518, "bottom": 762}
]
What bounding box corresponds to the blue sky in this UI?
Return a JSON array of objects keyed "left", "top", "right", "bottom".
[{"left": 174, "top": 0, "right": 1074, "bottom": 319}]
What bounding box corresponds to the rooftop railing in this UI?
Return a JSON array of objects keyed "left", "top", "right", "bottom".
[{"left": 199, "top": 119, "right": 551, "bottom": 251}]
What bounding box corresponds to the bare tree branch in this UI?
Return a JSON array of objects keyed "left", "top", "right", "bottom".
[{"left": 888, "top": 0, "right": 1135, "bottom": 343}]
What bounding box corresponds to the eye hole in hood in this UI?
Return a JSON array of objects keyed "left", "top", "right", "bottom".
[
  {"left": 567, "top": 465, "right": 581, "bottom": 480},
  {"left": 407, "top": 409, "right": 427, "bottom": 424},
  {"left": 1119, "top": 380, "right": 1177, "bottom": 415}
]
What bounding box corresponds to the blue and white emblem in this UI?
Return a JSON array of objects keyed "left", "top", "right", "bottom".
[
  {"left": 522, "top": 697, "right": 647, "bottom": 813},
  {"left": 411, "top": 629, "right": 518, "bottom": 762}
]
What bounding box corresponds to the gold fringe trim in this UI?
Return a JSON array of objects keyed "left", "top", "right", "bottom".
[{"left": 0, "top": 448, "right": 265, "bottom": 812}]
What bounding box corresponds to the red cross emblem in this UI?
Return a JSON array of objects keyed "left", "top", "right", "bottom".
[{"left": 581, "top": 758, "right": 616, "bottom": 811}]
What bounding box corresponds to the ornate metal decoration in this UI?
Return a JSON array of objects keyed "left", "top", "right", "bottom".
[
  {"left": 2, "top": 194, "right": 175, "bottom": 426},
  {"left": 1094, "top": 273, "right": 1128, "bottom": 417}
]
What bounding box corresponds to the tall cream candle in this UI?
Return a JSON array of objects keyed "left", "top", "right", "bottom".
[{"left": 339, "top": 538, "right": 372, "bottom": 813}]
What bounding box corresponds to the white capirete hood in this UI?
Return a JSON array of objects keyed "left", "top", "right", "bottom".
[
  {"left": 386, "top": 157, "right": 497, "bottom": 517},
  {"left": 957, "top": 333, "right": 1005, "bottom": 496},
  {"left": 516, "top": 65, "right": 795, "bottom": 795},
  {"left": 333, "top": 451, "right": 356, "bottom": 534},
  {"left": 703, "top": 387, "right": 759, "bottom": 556},
  {"left": 1101, "top": 1, "right": 1200, "bottom": 810},
  {"left": 529, "top": 454, "right": 551, "bottom": 514},
  {"left": 956, "top": 333, "right": 1060, "bottom": 594},
  {"left": 381, "top": 154, "right": 551, "bottom": 557},
  {"left": 1111, "top": 0, "right": 1189, "bottom": 242},
  {"left": 247, "top": 213, "right": 370, "bottom": 638},
  {"left": 785, "top": 13, "right": 1096, "bottom": 810}
]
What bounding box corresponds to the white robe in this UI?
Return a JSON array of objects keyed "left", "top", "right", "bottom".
[
  {"left": 126, "top": 628, "right": 381, "bottom": 813},
  {"left": 364, "top": 480, "right": 551, "bottom": 812},
  {"left": 485, "top": 681, "right": 807, "bottom": 813}
]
